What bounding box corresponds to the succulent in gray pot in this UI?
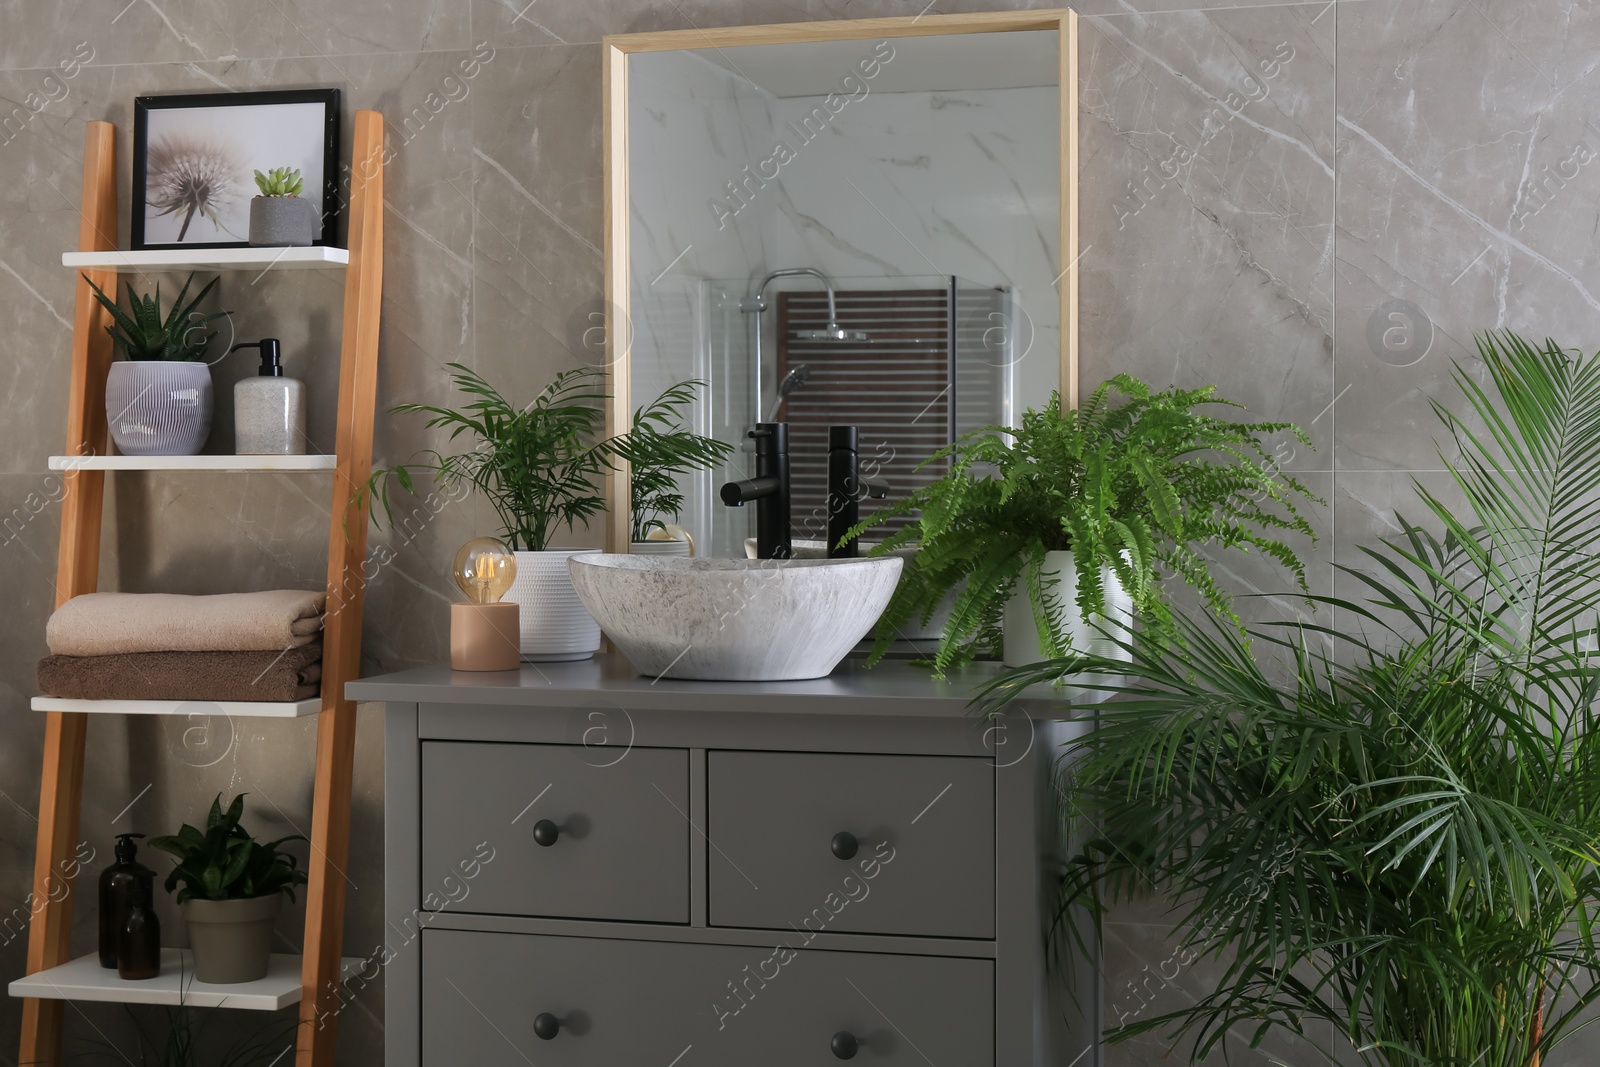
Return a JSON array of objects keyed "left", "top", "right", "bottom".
[
  {"left": 248, "top": 166, "right": 317, "bottom": 247},
  {"left": 85, "top": 272, "right": 227, "bottom": 457},
  {"left": 149, "top": 793, "right": 308, "bottom": 985}
]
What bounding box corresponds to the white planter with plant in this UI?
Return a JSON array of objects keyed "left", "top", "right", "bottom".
[
  {"left": 369, "top": 364, "right": 637, "bottom": 661},
  {"left": 611, "top": 380, "right": 734, "bottom": 557},
  {"left": 851, "top": 374, "right": 1317, "bottom": 678},
  {"left": 149, "top": 793, "right": 307, "bottom": 985},
  {"left": 85, "top": 272, "right": 227, "bottom": 457},
  {"left": 248, "top": 166, "right": 317, "bottom": 247}
]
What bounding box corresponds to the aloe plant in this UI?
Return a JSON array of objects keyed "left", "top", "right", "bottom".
[
  {"left": 82, "top": 271, "right": 225, "bottom": 362},
  {"left": 253, "top": 166, "right": 303, "bottom": 197},
  {"left": 149, "top": 793, "right": 307, "bottom": 903}
]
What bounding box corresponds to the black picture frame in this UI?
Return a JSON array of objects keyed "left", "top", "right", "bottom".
[{"left": 132, "top": 88, "right": 341, "bottom": 251}]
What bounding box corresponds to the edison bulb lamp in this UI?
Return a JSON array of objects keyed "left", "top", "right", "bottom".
[{"left": 449, "top": 538, "right": 521, "bottom": 671}]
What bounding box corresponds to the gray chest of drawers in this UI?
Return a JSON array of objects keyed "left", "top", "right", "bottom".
[{"left": 349, "top": 656, "right": 1096, "bottom": 1067}]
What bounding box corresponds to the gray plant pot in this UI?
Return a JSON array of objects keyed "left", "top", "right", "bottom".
[
  {"left": 183, "top": 894, "right": 282, "bottom": 984},
  {"left": 105, "top": 360, "right": 213, "bottom": 456},
  {"left": 248, "top": 196, "right": 316, "bottom": 247}
]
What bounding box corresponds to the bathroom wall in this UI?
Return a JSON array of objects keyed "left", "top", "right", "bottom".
[{"left": 0, "top": 1, "right": 1595, "bottom": 1065}]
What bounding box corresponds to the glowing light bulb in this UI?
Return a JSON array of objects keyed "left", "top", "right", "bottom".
[{"left": 453, "top": 538, "right": 516, "bottom": 604}]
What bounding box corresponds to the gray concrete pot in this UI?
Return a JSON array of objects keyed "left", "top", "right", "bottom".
[
  {"left": 248, "top": 196, "right": 316, "bottom": 247},
  {"left": 183, "top": 893, "right": 282, "bottom": 984}
]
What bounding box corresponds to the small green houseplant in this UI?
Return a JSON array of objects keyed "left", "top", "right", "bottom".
[
  {"left": 84, "top": 271, "right": 226, "bottom": 456},
  {"left": 253, "top": 166, "right": 304, "bottom": 198},
  {"left": 149, "top": 793, "right": 306, "bottom": 985},
  {"left": 850, "top": 374, "right": 1317, "bottom": 674},
  {"left": 984, "top": 333, "right": 1600, "bottom": 1066},
  {"left": 610, "top": 379, "right": 734, "bottom": 549},
  {"left": 248, "top": 164, "right": 316, "bottom": 246},
  {"left": 366, "top": 362, "right": 620, "bottom": 660}
]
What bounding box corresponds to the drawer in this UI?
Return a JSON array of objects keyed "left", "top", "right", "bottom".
[
  {"left": 422, "top": 929, "right": 993, "bottom": 1066},
  {"left": 708, "top": 751, "right": 995, "bottom": 938},
  {"left": 420, "top": 742, "right": 689, "bottom": 923}
]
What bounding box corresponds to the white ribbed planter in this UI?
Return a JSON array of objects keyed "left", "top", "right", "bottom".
[
  {"left": 1002, "top": 550, "right": 1133, "bottom": 668},
  {"left": 630, "top": 539, "right": 691, "bottom": 557},
  {"left": 508, "top": 550, "right": 601, "bottom": 661},
  {"left": 105, "top": 361, "right": 213, "bottom": 456}
]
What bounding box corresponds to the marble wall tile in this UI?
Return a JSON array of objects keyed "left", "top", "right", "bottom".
[
  {"left": 3, "top": 0, "right": 1600, "bottom": 1064},
  {"left": 1078, "top": 3, "right": 1336, "bottom": 471},
  {"left": 0, "top": 0, "right": 469, "bottom": 72},
  {"left": 1334, "top": 0, "right": 1600, "bottom": 472}
]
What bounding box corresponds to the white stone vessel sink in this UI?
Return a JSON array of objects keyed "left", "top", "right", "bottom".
[{"left": 567, "top": 553, "right": 904, "bottom": 682}]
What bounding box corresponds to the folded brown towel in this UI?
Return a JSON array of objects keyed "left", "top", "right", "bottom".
[
  {"left": 37, "top": 641, "right": 322, "bottom": 703},
  {"left": 46, "top": 591, "right": 325, "bottom": 656}
]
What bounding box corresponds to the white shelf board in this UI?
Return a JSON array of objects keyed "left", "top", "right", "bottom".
[
  {"left": 32, "top": 696, "right": 322, "bottom": 718},
  {"left": 62, "top": 247, "right": 348, "bottom": 272},
  {"left": 48, "top": 454, "right": 336, "bottom": 472},
  {"left": 9, "top": 949, "right": 364, "bottom": 1011}
]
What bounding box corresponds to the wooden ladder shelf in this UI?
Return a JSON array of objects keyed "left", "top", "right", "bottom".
[{"left": 16, "top": 112, "right": 385, "bottom": 1067}]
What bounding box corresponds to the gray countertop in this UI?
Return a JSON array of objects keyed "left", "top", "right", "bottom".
[{"left": 346, "top": 654, "right": 1070, "bottom": 719}]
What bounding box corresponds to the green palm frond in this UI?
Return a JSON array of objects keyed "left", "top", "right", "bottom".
[
  {"left": 609, "top": 380, "right": 735, "bottom": 542},
  {"left": 981, "top": 332, "right": 1600, "bottom": 1066}
]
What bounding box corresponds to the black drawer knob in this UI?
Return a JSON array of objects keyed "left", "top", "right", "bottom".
[
  {"left": 534, "top": 1013, "right": 561, "bottom": 1040},
  {"left": 532, "top": 819, "right": 561, "bottom": 847},
  {"left": 831, "top": 1031, "right": 859, "bottom": 1059},
  {"left": 830, "top": 831, "right": 859, "bottom": 861}
]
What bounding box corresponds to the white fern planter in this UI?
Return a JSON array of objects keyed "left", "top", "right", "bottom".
[
  {"left": 508, "top": 550, "right": 602, "bottom": 661},
  {"left": 1002, "top": 550, "right": 1133, "bottom": 669}
]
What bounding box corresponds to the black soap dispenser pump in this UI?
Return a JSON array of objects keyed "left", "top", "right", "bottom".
[
  {"left": 230, "top": 338, "right": 307, "bottom": 455},
  {"left": 98, "top": 833, "right": 148, "bottom": 969}
]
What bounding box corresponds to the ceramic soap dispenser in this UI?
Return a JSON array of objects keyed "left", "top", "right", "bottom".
[{"left": 230, "top": 338, "right": 306, "bottom": 455}]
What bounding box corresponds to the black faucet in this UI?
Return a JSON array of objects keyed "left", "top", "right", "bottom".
[
  {"left": 827, "top": 425, "right": 890, "bottom": 559},
  {"left": 721, "top": 423, "right": 792, "bottom": 560}
]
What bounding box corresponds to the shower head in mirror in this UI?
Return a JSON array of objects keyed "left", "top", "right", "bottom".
[{"left": 765, "top": 364, "right": 812, "bottom": 421}]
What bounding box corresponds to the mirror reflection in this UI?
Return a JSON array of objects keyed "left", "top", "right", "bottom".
[{"left": 626, "top": 30, "right": 1063, "bottom": 561}]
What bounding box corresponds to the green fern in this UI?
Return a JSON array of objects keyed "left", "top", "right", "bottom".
[{"left": 849, "top": 375, "right": 1318, "bottom": 674}]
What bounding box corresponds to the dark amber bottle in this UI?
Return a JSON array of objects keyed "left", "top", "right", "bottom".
[
  {"left": 117, "top": 880, "right": 161, "bottom": 981},
  {"left": 98, "top": 832, "right": 148, "bottom": 968}
]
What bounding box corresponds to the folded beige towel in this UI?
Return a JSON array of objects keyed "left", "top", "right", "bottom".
[{"left": 46, "top": 591, "right": 326, "bottom": 656}]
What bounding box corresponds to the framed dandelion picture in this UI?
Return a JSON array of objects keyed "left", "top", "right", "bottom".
[{"left": 132, "top": 89, "right": 341, "bottom": 250}]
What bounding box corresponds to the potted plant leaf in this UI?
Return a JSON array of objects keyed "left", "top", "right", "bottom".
[
  {"left": 609, "top": 379, "right": 734, "bottom": 555},
  {"left": 84, "top": 271, "right": 226, "bottom": 457},
  {"left": 365, "top": 363, "right": 620, "bottom": 661},
  {"left": 148, "top": 793, "right": 307, "bottom": 985},
  {"left": 248, "top": 165, "right": 316, "bottom": 247},
  {"left": 982, "top": 333, "right": 1600, "bottom": 1066},
  {"left": 849, "top": 374, "right": 1317, "bottom": 676}
]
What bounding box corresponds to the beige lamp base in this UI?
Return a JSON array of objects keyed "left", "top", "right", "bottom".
[{"left": 451, "top": 602, "right": 521, "bottom": 671}]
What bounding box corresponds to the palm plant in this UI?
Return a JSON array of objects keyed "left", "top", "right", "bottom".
[
  {"left": 609, "top": 380, "right": 734, "bottom": 543},
  {"left": 850, "top": 375, "right": 1317, "bottom": 674},
  {"left": 983, "top": 332, "right": 1600, "bottom": 1066},
  {"left": 364, "top": 363, "right": 615, "bottom": 552}
]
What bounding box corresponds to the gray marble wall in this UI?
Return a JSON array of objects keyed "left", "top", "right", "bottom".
[{"left": 0, "top": 1, "right": 1592, "bottom": 1065}]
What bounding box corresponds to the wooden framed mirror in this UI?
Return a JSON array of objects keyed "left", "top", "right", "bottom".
[{"left": 602, "top": 10, "right": 1079, "bottom": 555}]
